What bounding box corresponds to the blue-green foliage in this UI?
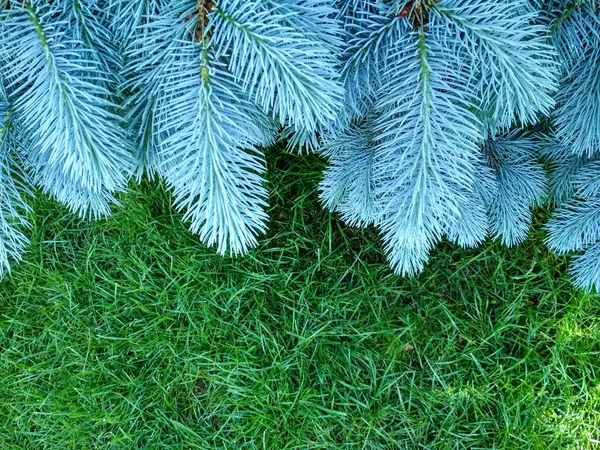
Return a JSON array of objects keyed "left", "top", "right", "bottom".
[
  {"left": 0, "top": 0, "right": 343, "bottom": 267},
  {"left": 0, "top": 0, "right": 598, "bottom": 291},
  {"left": 0, "top": 1, "right": 134, "bottom": 219},
  {"left": 542, "top": 1, "right": 600, "bottom": 291},
  {"left": 321, "top": 0, "right": 556, "bottom": 276},
  {"left": 0, "top": 83, "right": 31, "bottom": 274}
]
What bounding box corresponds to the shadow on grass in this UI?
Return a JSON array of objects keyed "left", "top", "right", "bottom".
[{"left": 0, "top": 147, "right": 598, "bottom": 449}]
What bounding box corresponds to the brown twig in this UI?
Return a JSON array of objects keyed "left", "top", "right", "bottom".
[
  {"left": 195, "top": 0, "right": 215, "bottom": 40},
  {"left": 182, "top": 0, "right": 215, "bottom": 41},
  {"left": 398, "top": 0, "right": 439, "bottom": 28}
]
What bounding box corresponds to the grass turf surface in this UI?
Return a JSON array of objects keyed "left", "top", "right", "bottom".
[{"left": 0, "top": 148, "right": 599, "bottom": 449}]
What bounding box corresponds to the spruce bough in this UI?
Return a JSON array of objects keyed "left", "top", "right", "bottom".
[{"left": 0, "top": 0, "right": 599, "bottom": 291}]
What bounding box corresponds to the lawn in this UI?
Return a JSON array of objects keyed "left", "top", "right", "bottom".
[{"left": 0, "top": 148, "right": 599, "bottom": 449}]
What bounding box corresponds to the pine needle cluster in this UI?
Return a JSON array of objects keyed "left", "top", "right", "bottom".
[{"left": 0, "top": 0, "right": 599, "bottom": 290}]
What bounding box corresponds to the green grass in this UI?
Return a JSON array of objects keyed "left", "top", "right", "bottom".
[{"left": 0, "top": 148, "right": 599, "bottom": 449}]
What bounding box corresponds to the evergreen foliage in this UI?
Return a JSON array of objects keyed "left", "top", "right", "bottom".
[
  {"left": 0, "top": 0, "right": 599, "bottom": 290},
  {"left": 322, "top": 0, "right": 557, "bottom": 276},
  {"left": 0, "top": 0, "right": 343, "bottom": 263},
  {"left": 542, "top": 0, "right": 600, "bottom": 291}
]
